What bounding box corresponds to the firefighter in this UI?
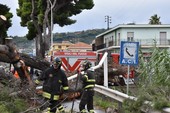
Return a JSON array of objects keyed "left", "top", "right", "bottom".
[
  {"left": 79, "top": 60, "right": 96, "bottom": 113},
  {"left": 35, "top": 57, "right": 69, "bottom": 113}
]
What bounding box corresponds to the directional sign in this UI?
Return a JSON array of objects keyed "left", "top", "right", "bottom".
[{"left": 119, "top": 41, "right": 139, "bottom": 65}]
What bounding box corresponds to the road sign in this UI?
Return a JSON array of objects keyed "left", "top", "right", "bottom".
[
  {"left": 120, "top": 41, "right": 139, "bottom": 65},
  {"left": 53, "top": 51, "right": 96, "bottom": 71}
]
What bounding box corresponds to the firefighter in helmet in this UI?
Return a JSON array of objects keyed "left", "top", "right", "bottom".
[
  {"left": 35, "top": 57, "right": 69, "bottom": 113},
  {"left": 79, "top": 60, "right": 96, "bottom": 113}
]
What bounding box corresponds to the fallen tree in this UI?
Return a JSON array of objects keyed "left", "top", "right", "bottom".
[
  {"left": 0, "top": 37, "right": 80, "bottom": 94},
  {"left": 0, "top": 38, "right": 50, "bottom": 85}
]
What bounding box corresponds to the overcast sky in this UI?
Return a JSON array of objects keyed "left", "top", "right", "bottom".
[{"left": 1, "top": 0, "right": 170, "bottom": 36}]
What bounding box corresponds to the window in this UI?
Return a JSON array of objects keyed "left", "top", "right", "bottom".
[
  {"left": 118, "top": 33, "right": 120, "bottom": 46},
  {"left": 160, "top": 32, "right": 167, "bottom": 45},
  {"left": 127, "top": 32, "right": 134, "bottom": 41},
  {"left": 58, "top": 45, "right": 61, "bottom": 49},
  {"left": 105, "top": 38, "right": 109, "bottom": 47}
]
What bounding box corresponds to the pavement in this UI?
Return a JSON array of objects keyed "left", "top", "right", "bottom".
[
  {"left": 43, "top": 99, "right": 105, "bottom": 113},
  {"left": 62, "top": 99, "right": 105, "bottom": 113}
]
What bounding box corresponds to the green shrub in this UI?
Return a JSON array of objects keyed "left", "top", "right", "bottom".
[
  {"left": 13, "top": 99, "right": 28, "bottom": 113},
  {"left": 0, "top": 104, "right": 9, "bottom": 113},
  {"left": 0, "top": 87, "right": 28, "bottom": 113},
  {"left": 94, "top": 93, "right": 116, "bottom": 110},
  {"left": 122, "top": 46, "right": 170, "bottom": 112}
]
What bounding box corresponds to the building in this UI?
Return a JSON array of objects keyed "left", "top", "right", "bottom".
[
  {"left": 94, "top": 24, "right": 170, "bottom": 53},
  {"left": 52, "top": 41, "right": 94, "bottom": 72},
  {"left": 53, "top": 41, "right": 92, "bottom": 52},
  {"left": 53, "top": 41, "right": 73, "bottom": 51},
  {"left": 68, "top": 42, "right": 92, "bottom": 52}
]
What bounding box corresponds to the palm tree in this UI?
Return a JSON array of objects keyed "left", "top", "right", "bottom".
[{"left": 149, "top": 14, "right": 161, "bottom": 25}]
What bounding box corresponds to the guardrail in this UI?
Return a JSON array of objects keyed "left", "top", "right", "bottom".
[
  {"left": 94, "top": 84, "right": 170, "bottom": 113},
  {"left": 94, "top": 84, "right": 135, "bottom": 102}
]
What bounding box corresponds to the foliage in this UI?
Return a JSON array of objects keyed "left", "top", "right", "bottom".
[
  {"left": 122, "top": 98, "right": 144, "bottom": 113},
  {"left": 53, "top": 29, "right": 106, "bottom": 44},
  {"left": 122, "top": 45, "right": 170, "bottom": 112},
  {"left": 94, "top": 92, "right": 117, "bottom": 110},
  {"left": 0, "top": 87, "right": 29, "bottom": 113},
  {"left": 12, "top": 99, "right": 28, "bottom": 113},
  {"left": 16, "top": 0, "right": 94, "bottom": 58},
  {"left": 149, "top": 14, "right": 161, "bottom": 24},
  {"left": 12, "top": 36, "right": 34, "bottom": 50},
  {"left": 0, "top": 4, "right": 13, "bottom": 44},
  {"left": 12, "top": 29, "right": 106, "bottom": 50},
  {"left": 138, "top": 47, "right": 170, "bottom": 86},
  {"left": 0, "top": 104, "right": 9, "bottom": 113}
]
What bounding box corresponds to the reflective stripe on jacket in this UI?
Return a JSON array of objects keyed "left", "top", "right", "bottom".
[
  {"left": 81, "top": 70, "right": 95, "bottom": 89},
  {"left": 42, "top": 91, "right": 59, "bottom": 100},
  {"left": 39, "top": 66, "right": 69, "bottom": 95}
]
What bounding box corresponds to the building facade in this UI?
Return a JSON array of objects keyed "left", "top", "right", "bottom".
[
  {"left": 68, "top": 42, "right": 92, "bottom": 52},
  {"left": 53, "top": 41, "right": 73, "bottom": 51},
  {"left": 53, "top": 41, "right": 92, "bottom": 52},
  {"left": 95, "top": 24, "right": 170, "bottom": 53}
]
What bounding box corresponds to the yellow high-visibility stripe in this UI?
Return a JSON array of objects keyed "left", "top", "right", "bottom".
[
  {"left": 58, "top": 105, "right": 65, "bottom": 112},
  {"left": 53, "top": 95, "right": 59, "bottom": 100},
  {"left": 84, "top": 75, "right": 88, "bottom": 79},
  {"left": 63, "top": 86, "right": 69, "bottom": 90},
  {"left": 85, "top": 84, "right": 95, "bottom": 89},
  {"left": 42, "top": 92, "right": 59, "bottom": 100},
  {"left": 35, "top": 79, "right": 40, "bottom": 84},
  {"left": 89, "top": 109, "right": 95, "bottom": 113},
  {"left": 81, "top": 109, "right": 87, "bottom": 113},
  {"left": 42, "top": 92, "right": 51, "bottom": 99},
  {"left": 87, "top": 79, "right": 95, "bottom": 82}
]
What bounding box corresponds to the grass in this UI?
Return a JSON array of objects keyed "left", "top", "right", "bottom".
[{"left": 93, "top": 92, "right": 117, "bottom": 110}]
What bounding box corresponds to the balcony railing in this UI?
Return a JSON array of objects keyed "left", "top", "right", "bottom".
[
  {"left": 122, "top": 39, "right": 170, "bottom": 46},
  {"left": 95, "top": 38, "right": 170, "bottom": 50},
  {"left": 96, "top": 44, "right": 106, "bottom": 50}
]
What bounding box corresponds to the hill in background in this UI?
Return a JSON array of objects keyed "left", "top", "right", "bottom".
[
  {"left": 53, "top": 28, "right": 106, "bottom": 44},
  {"left": 11, "top": 28, "right": 106, "bottom": 50}
]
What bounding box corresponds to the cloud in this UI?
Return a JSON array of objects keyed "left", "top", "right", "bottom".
[{"left": 1, "top": 0, "right": 170, "bottom": 36}]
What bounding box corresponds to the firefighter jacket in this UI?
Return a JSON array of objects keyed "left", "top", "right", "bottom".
[
  {"left": 39, "top": 66, "right": 69, "bottom": 96},
  {"left": 80, "top": 70, "right": 95, "bottom": 89}
]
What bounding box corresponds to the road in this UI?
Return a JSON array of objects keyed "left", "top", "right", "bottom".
[
  {"left": 42, "top": 99, "right": 105, "bottom": 113},
  {"left": 62, "top": 99, "right": 105, "bottom": 113}
]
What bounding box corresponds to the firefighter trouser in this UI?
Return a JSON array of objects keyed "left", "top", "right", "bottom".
[
  {"left": 43, "top": 92, "right": 65, "bottom": 113},
  {"left": 79, "top": 89, "right": 94, "bottom": 113},
  {"left": 48, "top": 100, "right": 65, "bottom": 113}
]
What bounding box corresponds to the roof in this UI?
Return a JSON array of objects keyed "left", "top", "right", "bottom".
[
  {"left": 53, "top": 41, "right": 73, "bottom": 45},
  {"left": 96, "top": 24, "right": 170, "bottom": 38},
  {"left": 68, "top": 42, "right": 91, "bottom": 49}
]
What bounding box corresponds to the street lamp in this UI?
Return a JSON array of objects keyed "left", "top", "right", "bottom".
[{"left": 48, "top": 0, "right": 53, "bottom": 52}]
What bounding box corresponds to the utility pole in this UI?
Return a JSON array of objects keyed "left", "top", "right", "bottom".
[{"left": 105, "top": 15, "right": 111, "bottom": 30}]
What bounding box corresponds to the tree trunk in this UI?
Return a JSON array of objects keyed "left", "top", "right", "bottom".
[{"left": 31, "top": 0, "right": 46, "bottom": 59}]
